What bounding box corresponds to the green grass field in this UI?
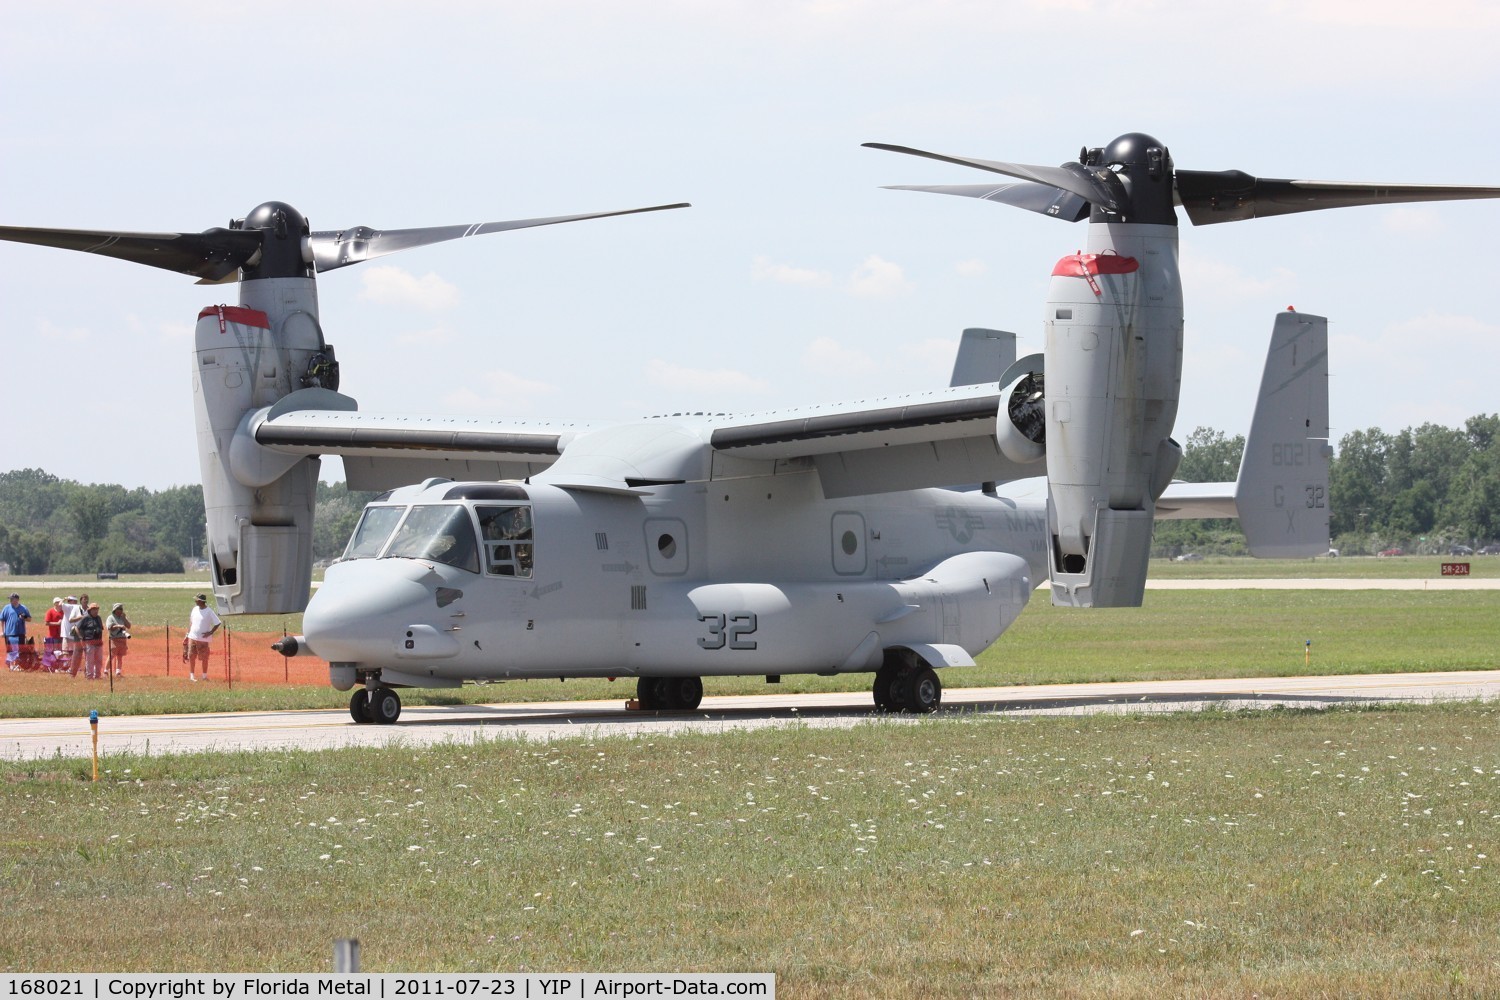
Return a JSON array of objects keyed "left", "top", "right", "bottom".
[
  {"left": 0, "top": 582, "right": 297, "bottom": 633},
  {"left": 2, "top": 705, "right": 1497, "bottom": 995},
  {"left": 3, "top": 567, "right": 1498, "bottom": 992}
]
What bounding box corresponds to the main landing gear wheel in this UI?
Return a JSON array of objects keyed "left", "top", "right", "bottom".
[
  {"left": 665, "top": 676, "right": 704, "bottom": 711},
  {"left": 873, "top": 663, "right": 900, "bottom": 712},
  {"left": 371, "top": 686, "right": 402, "bottom": 724},
  {"left": 903, "top": 666, "right": 942, "bottom": 714},
  {"left": 872, "top": 662, "right": 942, "bottom": 713},
  {"left": 636, "top": 676, "right": 704, "bottom": 711},
  {"left": 349, "top": 691, "right": 372, "bottom": 724}
]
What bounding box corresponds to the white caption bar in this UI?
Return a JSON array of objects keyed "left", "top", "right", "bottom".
[{"left": 0, "top": 975, "right": 775, "bottom": 1000}]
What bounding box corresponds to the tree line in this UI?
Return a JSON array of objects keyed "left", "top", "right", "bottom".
[
  {"left": 1, "top": 415, "right": 1494, "bottom": 572},
  {"left": 0, "top": 470, "right": 374, "bottom": 575},
  {"left": 1154, "top": 414, "right": 1499, "bottom": 556}
]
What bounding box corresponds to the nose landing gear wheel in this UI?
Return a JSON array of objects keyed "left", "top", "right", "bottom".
[{"left": 349, "top": 691, "right": 372, "bottom": 724}]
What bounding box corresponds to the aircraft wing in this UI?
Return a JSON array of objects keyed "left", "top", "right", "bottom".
[
  {"left": 246, "top": 399, "right": 594, "bottom": 491},
  {"left": 247, "top": 382, "right": 1033, "bottom": 498},
  {"left": 702, "top": 384, "right": 1035, "bottom": 499}
]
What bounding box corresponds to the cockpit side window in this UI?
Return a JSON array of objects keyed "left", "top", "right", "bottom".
[
  {"left": 383, "top": 505, "right": 481, "bottom": 573},
  {"left": 343, "top": 505, "right": 407, "bottom": 560},
  {"left": 476, "top": 505, "right": 534, "bottom": 578}
]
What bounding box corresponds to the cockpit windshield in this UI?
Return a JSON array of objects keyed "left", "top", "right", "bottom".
[
  {"left": 384, "top": 505, "right": 481, "bottom": 573},
  {"left": 343, "top": 506, "right": 406, "bottom": 560},
  {"left": 341, "top": 500, "right": 534, "bottom": 577}
]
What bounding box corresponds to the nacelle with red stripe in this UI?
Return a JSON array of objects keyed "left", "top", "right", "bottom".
[
  {"left": 192, "top": 277, "right": 351, "bottom": 614},
  {"left": 1042, "top": 222, "right": 1183, "bottom": 608}
]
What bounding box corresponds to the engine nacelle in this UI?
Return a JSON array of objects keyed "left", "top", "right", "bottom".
[
  {"left": 996, "top": 369, "right": 1047, "bottom": 465},
  {"left": 193, "top": 280, "right": 342, "bottom": 614},
  {"left": 1043, "top": 222, "right": 1183, "bottom": 608}
]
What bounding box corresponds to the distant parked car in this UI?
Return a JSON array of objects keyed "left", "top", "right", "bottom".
[
  {"left": 1480, "top": 544, "right": 1500, "bottom": 556},
  {"left": 1448, "top": 544, "right": 1474, "bottom": 556},
  {"left": 1174, "top": 552, "right": 1203, "bottom": 562},
  {"left": 1378, "top": 547, "right": 1404, "bottom": 557},
  {"left": 1324, "top": 548, "right": 1339, "bottom": 558}
]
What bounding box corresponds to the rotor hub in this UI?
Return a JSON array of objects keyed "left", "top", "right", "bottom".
[
  {"left": 1089, "top": 132, "right": 1175, "bottom": 225},
  {"left": 238, "top": 201, "right": 314, "bottom": 280},
  {"left": 1101, "top": 133, "right": 1166, "bottom": 171}
]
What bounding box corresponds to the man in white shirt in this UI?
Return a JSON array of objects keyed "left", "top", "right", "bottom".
[
  {"left": 183, "top": 593, "right": 222, "bottom": 682},
  {"left": 60, "top": 596, "right": 84, "bottom": 677}
]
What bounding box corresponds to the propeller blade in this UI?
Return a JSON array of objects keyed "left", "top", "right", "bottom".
[
  {"left": 0, "top": 224, "right": 262, "bottom": 281},
  {"left": 883, "top": 182, "right": 1090, "bottom": 222},
  {"left": 309, "top": 202, "right": 691, "bottom": 273},
  {"left": 1176, "top": 170, "right": 1500, "bottom": 225},
  {"left": 864, "top": 143, "right": 1126, "bottom": 214}
]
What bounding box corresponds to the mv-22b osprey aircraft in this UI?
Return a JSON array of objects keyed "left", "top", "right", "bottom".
[{"left": 5, "top": 132, "right": 1499, "bottom": 724}]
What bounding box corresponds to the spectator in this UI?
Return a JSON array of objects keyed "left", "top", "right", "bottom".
[
  {"left": 106, "top": 602, "right": 132, "bottom": 678},
  {"left": 183, "top": 593, "right": 221, "bottom": 682},
  {"left": 61, "top": 596, "right": 84, "bottom": 677},
  {"left": 1, "top": 593, "right": 31, "bottom": 671},
  {"left": 43, "top": 597, "right": 64, "bottom": 670},
  {"left": 77, "top": 602, "right": 105, "bottom": 681}
]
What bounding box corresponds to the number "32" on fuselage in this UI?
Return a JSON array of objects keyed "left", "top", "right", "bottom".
[{"left": 697, "top": 612, "right": 759, "bottom": 650}]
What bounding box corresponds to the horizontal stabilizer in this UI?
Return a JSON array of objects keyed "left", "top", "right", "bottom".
[{"left": 1154, "top": 483, "right": 1237, "bottom": 520}]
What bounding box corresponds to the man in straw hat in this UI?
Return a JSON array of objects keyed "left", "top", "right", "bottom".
[
  {"left": 106, "top": 602, "right": 132, "bottom": 677},
  {"left": 183, "top": 593, "right": 222, "bottom": 682}
]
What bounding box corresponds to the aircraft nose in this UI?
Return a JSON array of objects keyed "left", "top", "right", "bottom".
[{"left": 303, "top": 560, "right": 437, "bottom": 662}]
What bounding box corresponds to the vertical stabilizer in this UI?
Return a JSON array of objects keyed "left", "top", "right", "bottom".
[
  {"left": 949, "top": 328, "right": 1017, "bottom": 387},
  {"left": 1234, "top": 310, "right": 1331, "bottom": 556}
]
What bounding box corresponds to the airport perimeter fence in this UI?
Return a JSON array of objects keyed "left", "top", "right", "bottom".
[{"left": 15, "top": 625, "right": 328, "bottom": 686}]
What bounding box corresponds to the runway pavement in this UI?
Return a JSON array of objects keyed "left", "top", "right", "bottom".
[{"left": 3, "top": 669, "right": 1497, "bottom": 761}]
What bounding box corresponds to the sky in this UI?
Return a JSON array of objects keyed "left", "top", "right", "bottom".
[{"left": 3, "top": 0, "right": 1498, "bottom": 491}]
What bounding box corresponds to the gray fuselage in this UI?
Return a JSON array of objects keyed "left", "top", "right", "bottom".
[{"left": 302, "top": 468, "right": 1048, "bottom": 689}]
